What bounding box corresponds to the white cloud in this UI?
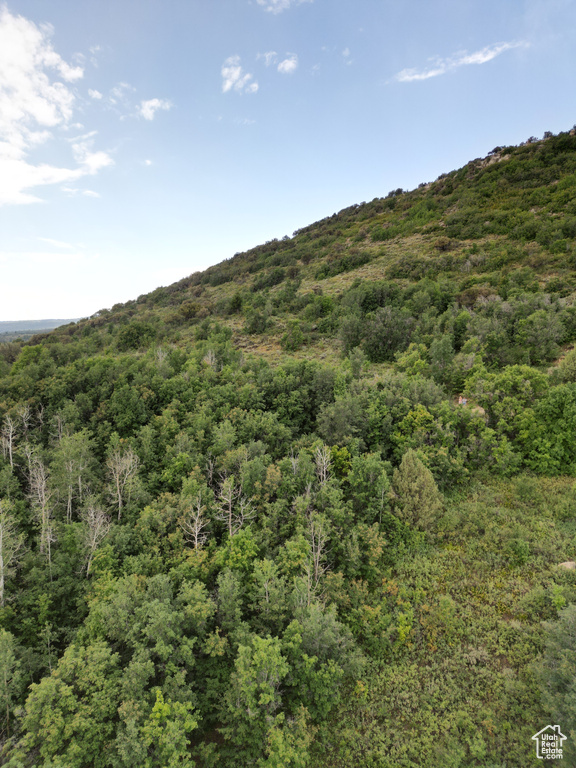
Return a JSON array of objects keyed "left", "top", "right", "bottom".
[
  {"left": 0, "top": 7, "right": 115, "bottom": 205},
  {"left": 88, "top": 89, "right": 103, "bottom": 99},
  {"left": 256, "top": 0, "right": 313, "bottom": 14},
  {"left": 277, "top": 54, "right": 298, "bottom": 74},
  {"left": 343, "top": 47, "right": 351, "bottom": 58},
  {"left": 89, "top": 44, "right": 101, "bottom": 67},
  {"left": 70, "top": 133, "right": 113, "bottom": 174},
  {"left": 393, "top": 41, "right": 529, "bottom": 83},
  {"left": 139, "top": 98, "right": 172, "bottom": 120},
  {"left": 109, "top": 81, "right": 135, "bottom": 106},
  {"left": 258, "top": 51, "right": 278, "bottom": 67},
  {"left": 221, "top": 56, "right": 259, "bottom": 94}
]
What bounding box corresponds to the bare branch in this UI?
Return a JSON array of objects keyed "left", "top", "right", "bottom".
[
  {"left": 82, "top": 503, "right": 111, "bottom": 576},
  {"left": 179, "top": 493, "right": 209, "bottom": 550},
  {"left": 314, "top": 445, "right": 331, "bottom": 485},
  {"left": 214, "top": 475, "right": 255, "bottom": 537},
  {"left": 106, "top": 447, "right": 139, "bottom": 521}
]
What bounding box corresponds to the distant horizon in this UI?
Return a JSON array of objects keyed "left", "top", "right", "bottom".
[{"left": 0, "top": 318, "right": 81, "bottom": 330}]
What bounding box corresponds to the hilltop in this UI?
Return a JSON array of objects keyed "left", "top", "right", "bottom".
[
  {"left": 1, "top": 130, "right": 576, "bottom": 767},
  {"left": 24, "top": 128, "right": 576, "bottom": 368}
]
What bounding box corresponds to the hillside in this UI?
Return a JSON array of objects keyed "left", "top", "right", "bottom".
[{"left": 1, "top": 130, "right": 576, "bottom": 767}]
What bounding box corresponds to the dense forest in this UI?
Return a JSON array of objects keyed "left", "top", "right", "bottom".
[{"left": 1, "top": 130, "right": 576, "bottom": 767}]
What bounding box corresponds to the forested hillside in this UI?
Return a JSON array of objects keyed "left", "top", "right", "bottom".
[{"left": 1, "top": 130, "right": 576, "bottom": 767}]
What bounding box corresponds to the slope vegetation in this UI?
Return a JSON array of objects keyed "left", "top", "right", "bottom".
[{"left": 1, "top": 130, "right": 576, "bottom": 767}]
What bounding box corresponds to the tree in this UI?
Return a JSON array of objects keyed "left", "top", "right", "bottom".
[
  {"left": 81, "top": 502, "right": 111, "bottom": 576},
  {"left": 258, "top": 710, "right": 314, "bottom": 768},
  {"left": 27, "top": 450, "right": 56, "bottom": 569},
  {"left": 0, "top": 501, "right": 24, "bottom": 607},
  {"left": 516, "top": 309, "right": 564, "bottom": 365},
  {"left": 107, "top": 445, "right": 140, "bottom": 520},
  {"left": 16, "top": 642, "right": 122, "bottom": 768},
  {"left": 215, "top": 475, "right": 254, "bottom": 537},
  {"left": 556, "top": 348, "right": 576, "bottom": 383},
  {"left": 179, "top": 492, "right": 209, "bottom": 550},
  {"left": 0, "top": 629, "right": 21, "bottom": 739},
  {"left": 536, "top": 604, "right": 576, "bottom": 763},
  {"left": 223, "top": 636, "right": 289, "bottom": 761},
  {"left": 307, "top": 514, "right": 330, "bottom": 595},
  {"left": 362, "top": 306, "right": 414, "bottom": 363},
  {"left": 346, "top": 453, "right": 390, "bottom": 524},
  {"left": 316, "top": 398, "right": 366, "bottom": 446},
  {"left": 138, "top": 689, "right": 199, "bottom": 768},
  {"left": 429, "top": 334, "right": 455, "bottom": 386},
  {"left": 391, "top": 449, "right": 443, "bottom": 531},
  {"left": 251, "top": 559, "right": 288, "bottom": 635},
  {"left": 314, "top": 445, "right": 331, "bottom": 485},
  {"left": 0, "top": 415, "right": 17, "bottom": 470},
  {"left": 51, "top": 430, "right": 96, "bottom": 522}
]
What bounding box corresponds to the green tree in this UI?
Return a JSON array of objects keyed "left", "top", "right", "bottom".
[
  {"left": 0, "top": 630, "right": 22, "bottom": 740},
  {"left": 222, "top": 636, "right": 289, "bottom": 761},
  {"left": 16, "top": 642, "right": 122, "bottom": 767},
  {"left": 139, "top": 689, "right": 199, "bottom": 768},
  {"left": 0, "top": 501, "right": 24, "bottom": 607},
  {"left": 536, "top": 604, "right": 576, "bottom": 763},
  {"left": 391, "top": 449, "right": 443, "bottom": 530},
  {"left": 362, "top": 307, "right": 414, "bottom": 363}
]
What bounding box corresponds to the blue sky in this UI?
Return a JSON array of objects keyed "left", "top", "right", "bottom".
[{"left": 1, "top": 0, "right": 575, "bottom": 320}]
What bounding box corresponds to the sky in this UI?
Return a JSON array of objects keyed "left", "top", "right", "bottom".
[{"left": 1, "top": 0, "right": 576, "bottom": 321}]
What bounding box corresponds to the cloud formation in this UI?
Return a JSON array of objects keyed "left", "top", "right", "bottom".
[
  {"left": 258, "top": 51, "right": 278, "bottom": 67},
  {"left": 0, "top": 7, "right": 112, "bottom": 205},
  {"left": 139, "top": 98, "right": 172, "bottom": 120},
  {"left": 222, "top": 56, "right": 259, "bottom": 94},
  {"left": 278, "top": 54, "right": 298, "bottom": 74},
  {"left": 393, "top": 41, "right": 528, "bottom": 83},
  {"left": 256, "top": 0, "right": 312, "bottom": 14}
]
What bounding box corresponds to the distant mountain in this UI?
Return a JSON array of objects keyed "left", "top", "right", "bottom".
[{"left": 0, "top": 318, "right": 79, "bottom": 334}]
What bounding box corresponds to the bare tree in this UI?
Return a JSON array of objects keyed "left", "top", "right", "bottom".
[
  {"left": 107, "top": 447, "right": 139, "bottom": 520},
  {"left": 52, "top": 431, "right": 95, "bottom": 522},
  {"left": 308, "top": 514, "right": 330, "bottom": 588},
  {"left": 28, "top": 452, "right": 56, "bottom": 571},
  {"left": 0, "top": 502, "right": 24, "bottom": 607},
  {"left": 155, "top": 346, "right": 168, "bottom": 365},
  {"left": 82, "top": 503, "right": 111, "bottom": 576},
  {"left": 289, "top": 451, "right": 299, "bottom": 475},
  {"left": 206, "top": 456, "right": 216, "bottom": 488},
  {"left": 16, "top": 405, "right": 32, "bottom": 439},
  {"left": 1, "top": 416, "right": 17, "bottom": 470},
  {"left": 179, "top": 493, "right": 209, "bottom": 550},
  {"left": 36, "top": 403, "right": 45, "bottom": 430},
  {"left": 314, "top": 444, "right": 331, "bottom": 485},
  {"left": 215, "top": 475, "right": 254, "bottom": 537},
  {"left": 50, "top": 413, "right": 66, "bottom": 443}
]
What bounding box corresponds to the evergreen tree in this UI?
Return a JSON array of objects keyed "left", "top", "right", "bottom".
[{"left": 391, "top": 449, "right": 443, "bottom": 530}]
